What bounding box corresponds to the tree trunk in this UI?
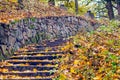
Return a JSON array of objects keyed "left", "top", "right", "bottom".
[
  {"left": 106, "top": 0, "right": 114, "bottom": 20},
  {"left": 48, "top": 0, "right": 55, "bottom": 6},
  {"left": 117, "top": 0, "right": 120, "bottom": 15},
  {"left": 74, "top": 0, "right": 78, "bottom": 14},
  {"left": 67, "top": 0, "right": 69, "bottom": 4}
]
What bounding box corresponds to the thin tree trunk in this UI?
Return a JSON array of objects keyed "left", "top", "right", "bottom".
[
  {"left": 67, "top": 0, "right": 69, "bottom": 2},
  {"left": 117, "top": 0, "right": 120, "bottom": 15},
  {"left": 106, "top": 0, "right": 114, "bottom": 20},
  {"left": 74, "top": 0, "right": 78, "bottom": 14}
]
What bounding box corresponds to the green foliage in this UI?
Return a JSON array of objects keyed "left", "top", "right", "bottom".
[
  {"left": 11, "top": 20, "right": 19, "bottom": 24},
  {"left": 29, "top": 25, "right": 35, "bottom": 29},
  {"left": 0, "top": 52, "right": 6, "bottom": 60},
  {"left": 64, "top": 1, "right": 88, "bottom": 15},
  {"left": 30, "top": 37, "right": 37, "bottom": 43},
  {"left": 97, "top": 20, "right": 120, "bottom": 32},
  {"left": 30, "top": 17, "right": 36, "bottom": 22}
]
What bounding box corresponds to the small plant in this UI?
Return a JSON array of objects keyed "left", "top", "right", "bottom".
[
  {"left": 11, "top": 20, "right": 18, "bottom": 24},
  {"left": 30, "top": 17, "right": 36, "bottom": 22},
  {"left": 29, "top": 24, "right": 35, "bottom": 29}
]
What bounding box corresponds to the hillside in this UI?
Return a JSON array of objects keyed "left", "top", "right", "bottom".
[
  {"left": 55, "top": 21, "right": 120, "bottom": 80},
  {"left": 0, "top": 0, "right": 73, "bottom": 24}
]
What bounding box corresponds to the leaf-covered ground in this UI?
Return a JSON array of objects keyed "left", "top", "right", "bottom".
[
  {"left": 0, "top": 0, "right": 103, "bottom": 25},
  {"left": 55, "top": 21, "right": 120, "bottom": 80},
  {"left": 0, "top": 0, "right": 72, "bottom": 24}
]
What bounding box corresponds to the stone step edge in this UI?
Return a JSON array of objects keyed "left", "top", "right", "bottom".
[
  {"left": 10, "top": 54, "right": 63, "bottom": 58},
  {"left": 14, "top": 51, "right": 65, "bottom": 54},
  {"left": 2, "top": 70, "right": 58, "bottom": 74},
  {"left": 0, "top": 65, "right": 57, "bottom": 68},
  {"left": 6, "top": 59, "right": 60, "bottom": 63},
  {"left": 0, "top": 75, "right": 54, "bottom": 79}
]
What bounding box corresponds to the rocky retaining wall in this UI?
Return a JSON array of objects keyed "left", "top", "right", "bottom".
[{"left": 0, "top": 16, "right": 100, "bottom": 59}]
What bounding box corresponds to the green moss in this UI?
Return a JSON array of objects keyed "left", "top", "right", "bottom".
[
  {"left": 35, "top": 32, "right": 40, "bottom": 43},
  {"left": 29, "top": 24, "right": 35, "bottom": 29},
  {"left": 30, "top": 17, "right": 36, "bottom": 22},
  {"left": 0, "top": 52, "right": 6, "bottom": 60},
  {"left": 11, "top": 20, "right": 19, "bottom": 24},
  {"left": 31, "top": 37, "right": 37, "bottom": 43},
  {"left": 25, "top": 40, "right": 30, "bottom": 45}
]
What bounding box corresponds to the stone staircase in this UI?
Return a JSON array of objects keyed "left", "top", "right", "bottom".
[{"left": 0, "top": 38, "right": 69, "bottom": 80}]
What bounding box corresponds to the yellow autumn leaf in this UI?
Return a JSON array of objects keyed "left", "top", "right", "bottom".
[
  {"left": 54, "top": 64, "right": 58, "bottom": 67},
  {"left": 74, "top": 60, "right": 79, "bottom": 65},
  {"left": 19, "top": 63, "right": 25, "bottom": 66},
  {"left": 36, "top": 54, "right": 42, "bottom": 56},
  {"left": 61, "top": 65, "right": 67, "bottom": 70},
  {"left": 59, "top": 74, "right": 67, "bottom": 80},
  {"left": 61, "top": 47, "right": 65, "bottom": 51},
  {"left": 33, "top": 68, "right": 37, "bottom": 72},
  {"left": 81, "top": 56, "right": 87, "bottom": 60},
  {"left": 70, "top": 67, "right": 76, "bottom": 74},
  {"left": 116, "top": 69, "right": 120, "bottom": 74},
  {"left": 8, "top": 0, "right": 18, "bottom": 3},
  {"left": 36, "top": 76, "right": 41, "bottom": 78},
  {"left": 45, "top": 48, "right": 49, "bottom": 52},
  {"left": 3, "top": 69, "right": 8, "bottom": 72},
  {"left": 25, "top": 63, "right": 30, "bottom": 66},
  {"left": 0, "top": 69, "right": 2, "bottom": 72},
  {"left": 93, "top": 75, "right": 102, "bottom": 80},
  {"left": 12, "top": 70, "right": 19, "bottom": 73},
  {"left": 19, "top": 48, "right": 28, "bottom": 52}
]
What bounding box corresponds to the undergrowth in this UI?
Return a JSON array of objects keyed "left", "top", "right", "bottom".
[{"left": 54, "top": 20, "right": 120, "bottom": 80}]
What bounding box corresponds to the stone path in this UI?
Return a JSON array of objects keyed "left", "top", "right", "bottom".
[{"left": 0, "top": 38, "right": 69, "bottom": 80}]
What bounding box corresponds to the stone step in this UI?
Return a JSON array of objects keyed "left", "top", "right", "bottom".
[
  {"left": 0, "top": 75, "right": 54, "bottom": 80},
  {"left": 6, "top": 59, "right": 59, "bottom": 62},
  {"left": 35, "top": 45, "right": 62, "bottom": 49},
  {"left": 5, "top": 60, "right": 59, "bottom": 65},
  {"left": 23, "top": 38, "right": 68, "bottom": 48},
  {"left": 0, "top": 78, "right": 52, "bottom": 80},
  {"left": 18, "top": 46, "right": 62, "bottom": 53},
  {"left": 12, "top": 54, "right": 63, "bottom": 58},
  {"left": 11, "top": 54, "right": 63, "bottom": 58},
  {"left": 0, "top": 38, "right": 69, "bottom": 79},
  {"left": 18, "top": 38, "right": 68, "bottom": 52},
  {"left": 0, "top": 66, "right": 56, "bottom": 71},
  {"left": 2, "top": 71, "right": 56, "bottom": 77},
  {"left": 10, "top": 55, "right": 62, "bottom": 60},
  {"left": 38, "top": 38, "right": 67, "bottom": 47},
  {"left": 24, "top": 45, "right": 62, "bottom": 51},
  {"left": 14, "top": 51, "right": 65, "bottom": 56}
]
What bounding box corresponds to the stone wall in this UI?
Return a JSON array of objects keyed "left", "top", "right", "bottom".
[{"left": 0, "top": 16, "right": 100, "bottom": 59}]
